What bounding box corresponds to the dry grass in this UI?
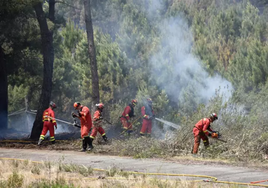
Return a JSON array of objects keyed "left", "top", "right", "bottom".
[{"left": 0, "top": 159, "right": 252, "bottom": 188}]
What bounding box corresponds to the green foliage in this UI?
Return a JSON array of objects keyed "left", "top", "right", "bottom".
[
  {"left": 59, "top": 163, "right": 93, "bottom": 177},
  {"left": 106, "top": 166, "right": 117, "bottom": 177},
  {"left": 31, "top": 165, "right": 40, "bottom": 175},
  {"left": 5, "top": 0, "right": 268, "bottom": 162},
  {"left": 7, "top": 171, "right": 23, "bottom": 188},
  {"left": 8, "top": 85, "right": 29, "bottom": 113},
  {"left": 30, "top": 181, "right": 76, "bottom": 188}
]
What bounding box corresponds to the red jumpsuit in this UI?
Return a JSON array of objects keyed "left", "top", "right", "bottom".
[
  {"left": 192, "top": 118, "right": 213, "bottom": 154},
  {"left": 78, "top": 106, "right": 92, "bottom": 138},
  {"left": 90, "top": 109, "right": 106, "bottom": 139},
  {"left": 140, "top": 105, "right": 154, "bottom": 135},
  {"left": 120, "top": 105, "right": 134, "bottom": 130},
  {"left": 40, "top": 108, "right": 57, "bottom": 142}
]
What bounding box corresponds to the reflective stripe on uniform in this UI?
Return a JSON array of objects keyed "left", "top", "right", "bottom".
[{"left": 40, "top": 135, "right": 45, "bottom": 140}]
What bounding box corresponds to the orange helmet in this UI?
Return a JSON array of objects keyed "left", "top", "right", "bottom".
[
  {"left": 131, "top": 99, "right": 138, "bottom": 106},
  {"left": 96, "top": 103, "right": 104, "bottom": 109},
  {"left": 210, "top": 113, "right": 218, "bottom": 120},
  {"left": 73, "top": 102, "right": 80, "bottom": 109},
  {"left": 49, "top": 101, "right": 57, "bottom": 109}
]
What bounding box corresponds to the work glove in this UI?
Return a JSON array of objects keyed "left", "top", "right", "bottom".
[
  {"left": 72, "top": 112, "right": 78, "bottom": 118},
  {"left": 55, "top": 125, "right": 57, "bottom": 130},
  {"left": 211, "top": 132, "right": 218, "bottom": 138}
]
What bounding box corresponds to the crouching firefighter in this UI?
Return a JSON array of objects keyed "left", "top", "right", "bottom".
[
  {"left": 192, "top": 113, "right": 219, "bottom": 155},
  {"left": 38, "top": 101, "right": 57, "bottom": 145},
  {"left": 140, "top": 98, "right": 155, "bottom": 136},
  {"left": 120, "top": 99, "right": 138, "bottom": 135},
  {"left": 89, "top": 103, "right": 108, "bottom": 150},
  {"left": 72, "top": 102, "right": 93, "bottom": 152}
]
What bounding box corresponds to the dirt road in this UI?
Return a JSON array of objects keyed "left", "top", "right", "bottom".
[{"left": 0, "top": 148, "right": 268, "bottom": 185}]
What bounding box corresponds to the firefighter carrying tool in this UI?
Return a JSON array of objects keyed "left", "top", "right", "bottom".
[
  {"left": 72, "top": 102, "right": 93, "bottom": 152},
  {"left": 140, "top": 98, "right": 155, "bottom": 136},
  {"left": 120, "top": 99, "right": 138, "bottom": 135},
  {"left": 38, "top": 101, "right": 57, "bottom": 145},
  {"left": 89, "top": 103, "right": 108, "bottom": 151},
  {"left": 192, "top": 113, "right": 219, "bottom": 155}
]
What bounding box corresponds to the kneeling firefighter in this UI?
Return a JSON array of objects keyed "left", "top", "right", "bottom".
[
  {"left": 192, "top": 113, "right": 219, "bottom": 155},
  {"left": 89, "top": 103, "right": 108, "bottom": 150},
  {"left": 72, "top": 102, "right": 93, "bottom": 152}
]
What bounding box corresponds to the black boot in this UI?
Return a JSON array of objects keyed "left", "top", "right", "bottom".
[
  {"left": 87, "top": 137, "right": 94, "bottom": 151},
  {"left": 51, "top": 140, "right": 56, "bottom": 144},
  {"left": 127, "top": 130, "right": 133, "bottom": 136},
  {"left": 102, "top": 135, "right": 108, "bottom": 142},
  {"left": 81, "top": 139, "right": 86, "bottom": 152}
]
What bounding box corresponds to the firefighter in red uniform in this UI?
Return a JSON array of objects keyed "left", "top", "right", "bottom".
[
  {"left": 38, "top": 101, "right": 57, "bottom": 145},
  {"left": 192, "top": 113, "right": 219, "bottom": 155},
  {"left": 120, "top": 99, "right": 138, "bottom": 135},
  {"left": 89, "top": 103, "right": 108, "bottom": 150},
  {"left": 140, "top": 98, "right": 155, "bottom": 136},
  {"left": 72, "top": 102, "right": 93, "bottom": 152}
]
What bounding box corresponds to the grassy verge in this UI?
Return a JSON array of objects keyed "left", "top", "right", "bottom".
[{"left": 0, "top": 159, "right": 254, "bottom": 188}]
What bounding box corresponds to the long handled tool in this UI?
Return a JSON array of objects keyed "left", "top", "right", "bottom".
[
  {"left": 120, "top": 115, "right": 142, "bottom": 135},
  {"left": 103, "top": 118, "right": 113, "bottom": 125},
  {"left": 212, "top": 137, "right": 227, "bottom": 143}
]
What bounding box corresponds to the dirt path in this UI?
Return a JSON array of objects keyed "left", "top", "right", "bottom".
[{"left": 0, "top": 148, "right": 268, "bottom": 184}]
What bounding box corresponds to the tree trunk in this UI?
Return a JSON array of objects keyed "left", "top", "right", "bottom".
[
  {"left": 0, "top": 47, "right": 8, "bottom": 130},
  {"left": 84, "top": 0, "right": 100, "bottom": 106},
  {"left": 30, "top": 2, "right": 54, "bottom": 140}
]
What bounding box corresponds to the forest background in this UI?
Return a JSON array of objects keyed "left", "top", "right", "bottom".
[{"left": 2, "top": 0, "right": 268, "bottom": 160}]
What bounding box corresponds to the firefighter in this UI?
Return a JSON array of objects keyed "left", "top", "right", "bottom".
[
  {"left": 120, "top": 99, "right": 138, "bottom": 135},
  {"left": 89, "top": 103, "right": 108, "bottom": 150},
  {"left": 38, "top": 101, "right": 57, "bottom": 145},
  {"left": 192, "top": 113, "right": 219, "bottom": 155},
  {"left": 140, "top": 98, "right": 155, "bottom": 136},
  {"left": 72, "top": 102, "right": 93, "bottom": 152}
]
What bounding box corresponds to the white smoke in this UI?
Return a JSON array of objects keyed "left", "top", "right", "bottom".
[{"left": 148, "top": 9, "right": 233, "bottom": 105}]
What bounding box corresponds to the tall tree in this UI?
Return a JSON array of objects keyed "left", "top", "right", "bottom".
[
  {"left": 30, "top": 0, "right": 55, "bottom": 140},
  {"left": 84, "top": 0, "right": 100, "bottom": 105}
]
